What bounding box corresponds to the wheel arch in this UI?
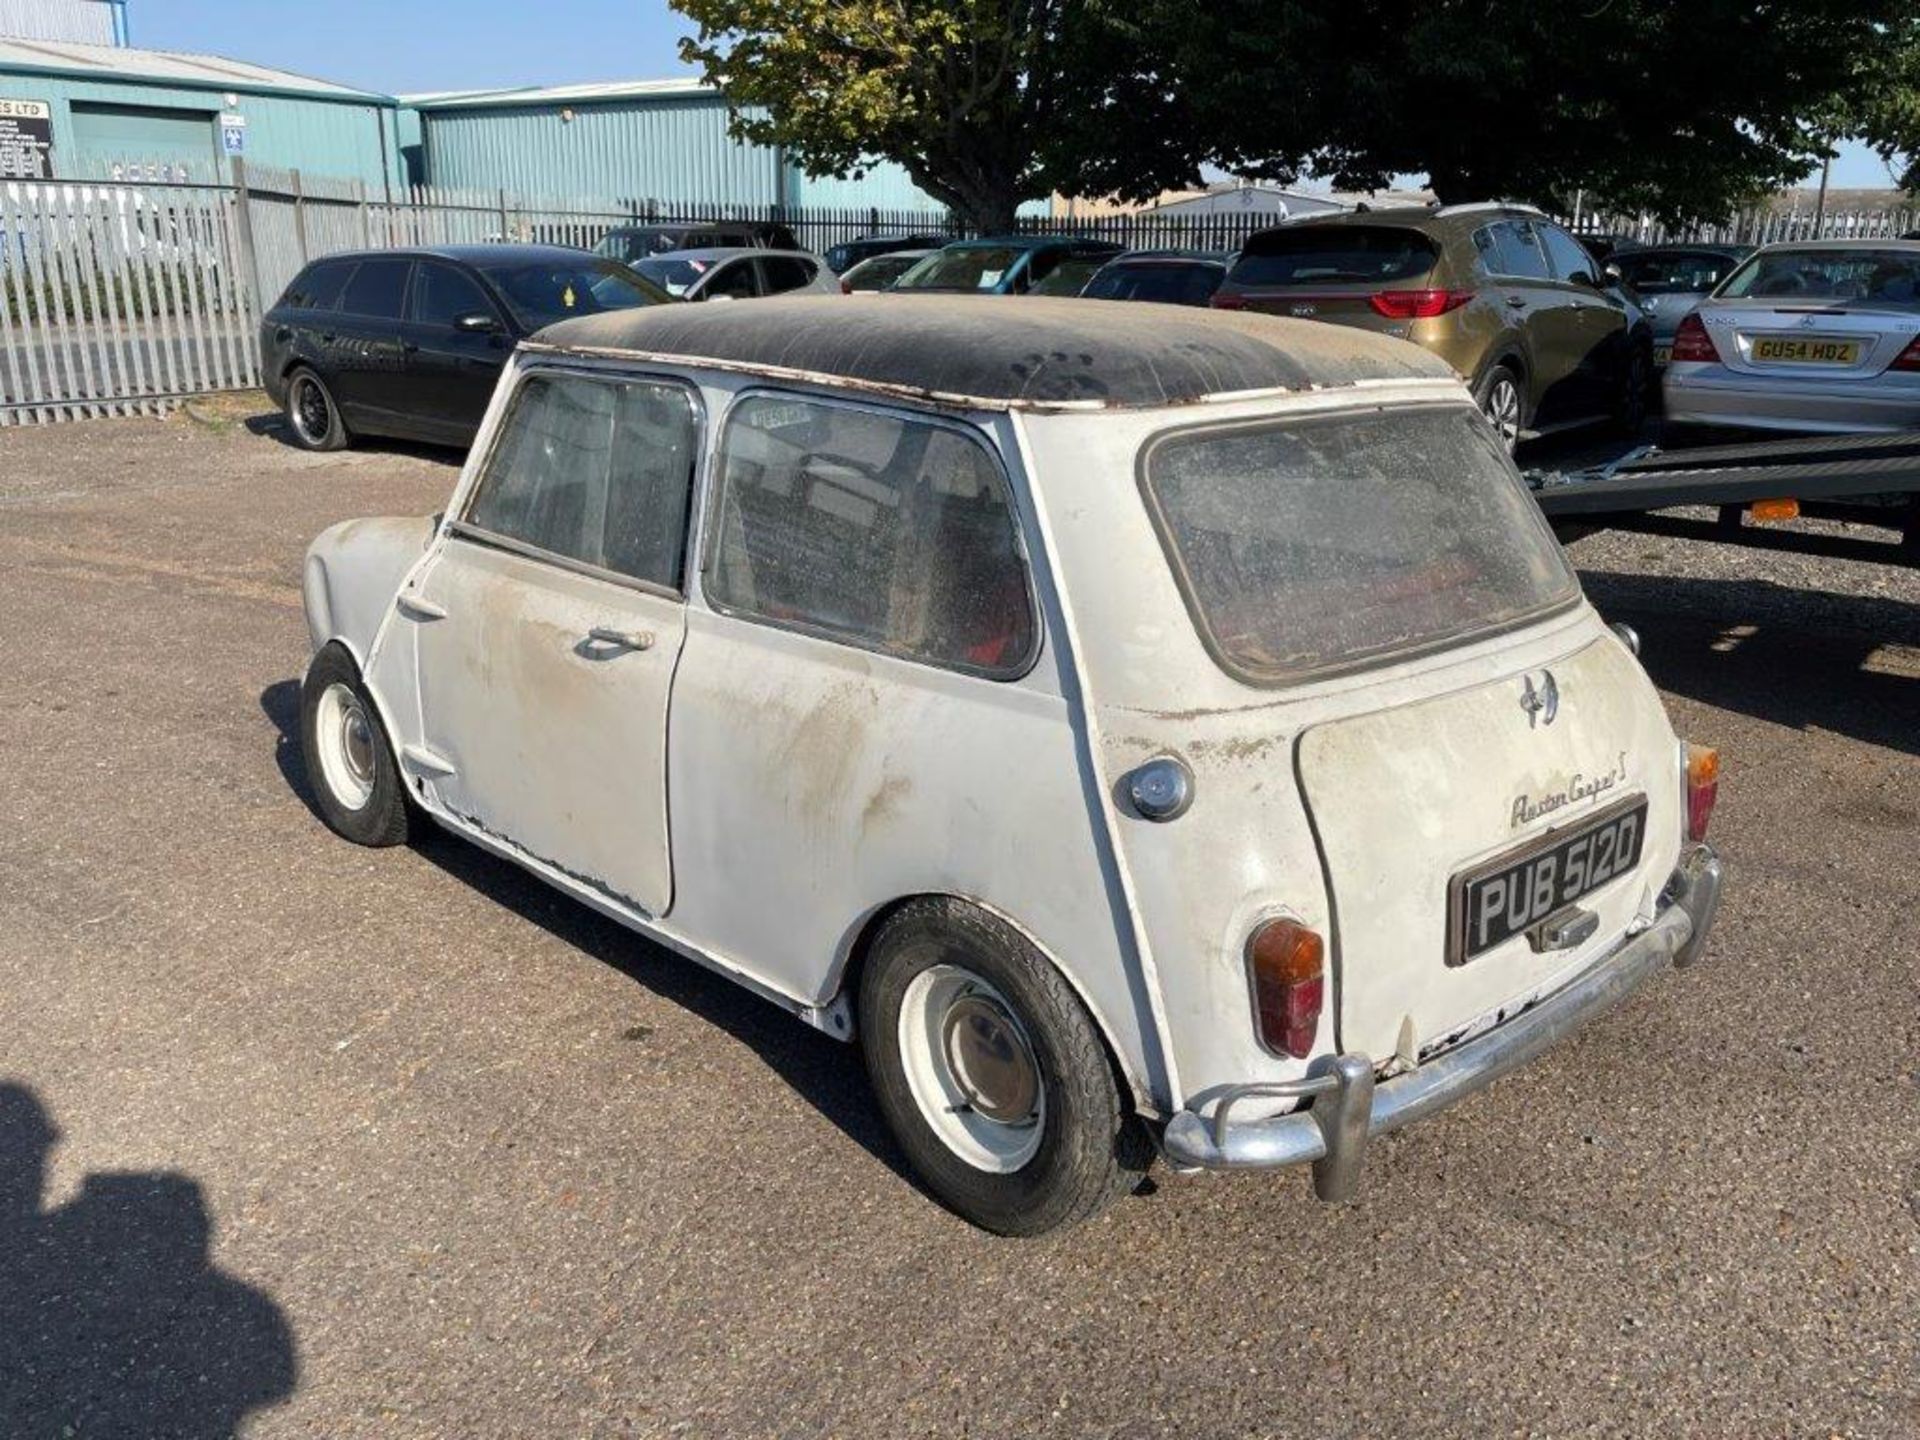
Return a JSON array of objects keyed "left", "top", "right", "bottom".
[{"left": 828, "top": 892, "right": 1155, "bottom": 1113}]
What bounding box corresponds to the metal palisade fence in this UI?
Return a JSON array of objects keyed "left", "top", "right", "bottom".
[{"left": 8, "top": 160, "right": 1920, "bottom": 427}]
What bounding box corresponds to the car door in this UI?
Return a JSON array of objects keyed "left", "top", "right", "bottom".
[
  {"left": 754, "top": 254, "right": 820, "bottom": 296},
  {"left": 1487, "top": 220, "right": 1585, "bottom": 425},
  {"left": 401, "top": 260, "right": 511, "bottom": 443},
  {"left": 698, "top": 258, "right": 761, "bottom": 301},
  {"left": 327, "top": 256, "right": 414, "bottom": 429},
  {"left": 407, "top": 369, "right": 701, "bottom": 918},
  {"left": 1538, "top": 222, "right": 1627, "bottom": 419}
]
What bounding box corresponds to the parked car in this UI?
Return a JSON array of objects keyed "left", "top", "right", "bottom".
[
  {"left": 1610, "top": 244, "right": 1752, "bottom": 366},
  {"left": 296, "top": 296, "right": 1723, "bottom": 1234},
  {"left": 594, "top": 221, "right": 800, "bottom": 263},
  {"left": 839, "top": 249, "right": 936, "bottom": 293},
  {"left": 1664, "top": 239, "right": 1920, "bottom": 433},
  {"left": 1079, "top": 250, "right": 1231, "bottom": 306},
  {"left": 890, "top": 236, "right": 1125, "bottom": 296},
  {"left": 823, "top": 233, "right": 945, "bottom": 275},
  {"left": 630, "top": 247, "right": 836, "bottom": 302},
  {"left": 1212, "top": 205, "right": 1654, "bottom": 450},
  {"left": 260, "top": 245, "right": 672, "bottom": 452}
]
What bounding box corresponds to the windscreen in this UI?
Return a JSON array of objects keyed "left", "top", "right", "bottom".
[
  {"left": 1229, "top": 226, "right": 1438, "bottom": 287},
  {"left": 1081, "top": 261, "right": 1223, "bottom": 305},
  {"left": 896, "top": 247, "right": 1023, "bottom": 291},
  {"left": 478, "top": 260, "right": 670, "bottom": 329},
  {"left": 1143, "top": 405, "right": 1578, "bottom": 683},
  {"left": 1614, "top": 249, "right": 1741, "bottom": 295},
  {"left": 846, "top": 253, "right": 924, "bottom": 290},
  {"left": 634, "top": 256, "right": 714, "bottom": 296},
  {"left": 1717, "top": 247, "right": 1920, "bottom": 306},
  {"left": 593, "top": 229, "right": 678, "bottom": 263}
]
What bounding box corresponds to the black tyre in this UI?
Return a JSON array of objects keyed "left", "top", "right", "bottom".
[
  {"left": 1475, "top": 362, "right": 1526, "bottom": 453},
  {"left": 299, "top": 643, "right": 412, "bottom": 847},
  {"left": 284, "top": 366, "right": 350, "bottom": 452},
  {"left": 858, "top": 897, "right": 1150, "bottom": 1235},
  {"left": 1614, "top": 342, "right": 1652, "bottom": 435}
]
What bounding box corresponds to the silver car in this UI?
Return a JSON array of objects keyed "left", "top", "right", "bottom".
[
  {"left": 628, "top": 247, "right": 838, "bottom": 303},
  {"left": 1610, "top": 244, "right": 1749, "bottom": 366},
  {"left": 1664, "top": 239, "right": 1920, "bottom": 433}
]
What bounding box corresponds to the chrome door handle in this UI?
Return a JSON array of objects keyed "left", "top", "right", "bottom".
[{"left": 587, "top": 626, "right": 654, "bottom": 651}]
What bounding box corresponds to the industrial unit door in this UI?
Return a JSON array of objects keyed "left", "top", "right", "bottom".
[{"left": 69, "top": 103, "right": 217, "bottom": 177}]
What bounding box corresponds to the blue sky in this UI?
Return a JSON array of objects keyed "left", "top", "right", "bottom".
[{"left": 133, "top": 0, "right": 1897, "bottom": 189}]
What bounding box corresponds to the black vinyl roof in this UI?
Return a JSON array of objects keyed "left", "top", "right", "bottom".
[{"left": 531, "top": 295, "right": 1454, "bottom": 409}]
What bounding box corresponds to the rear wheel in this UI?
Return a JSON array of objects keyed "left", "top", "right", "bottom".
[
  {"left": 1614, "top": 342, "right": 1652, "bottom": 435},
  {"left": 285, "top": 366, "right": 349, "bottom": 452},
  {"left": 858, "top": 898, "right": 1150, "bottom": 1235},
  {"left": 1475, "top": 364, "right": 1525, "bottom": 453}
]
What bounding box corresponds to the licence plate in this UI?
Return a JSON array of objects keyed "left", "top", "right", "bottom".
[
  {"left": 1652, "top": 341, "right": 1672, "bottom": 365},
  {"left": 1448, "top": 796, "right": 1648, "bottom": 965},
  {"left": 1751, "top": 336, "right": 1859, "bottom": 364}
]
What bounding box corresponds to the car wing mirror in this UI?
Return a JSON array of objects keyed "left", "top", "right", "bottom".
[
  {"left": 1601, "top": 262, "right": 1623, "bottom": 286},
  {"left": 454, "top": 311, "right": 502, "bottom": 333}
]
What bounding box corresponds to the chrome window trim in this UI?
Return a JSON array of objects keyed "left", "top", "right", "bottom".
[
  {"left": 453, "top": 361, "right": 707, "bottom": 599},
  {"left": 699, "top": 385, "right": 1045, "bottom": 683}
]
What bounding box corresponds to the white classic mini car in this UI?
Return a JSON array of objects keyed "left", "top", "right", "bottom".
[{"left": 299, "top": 297, "right": 1724, "bottom": 1234}]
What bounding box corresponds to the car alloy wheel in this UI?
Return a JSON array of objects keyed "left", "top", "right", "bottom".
[
  {"left": 1482, "top": 373, "right": 1522, "bottom": 451},
  {"left": 289, "top": 373, "right": 335, "bottom": 447}
]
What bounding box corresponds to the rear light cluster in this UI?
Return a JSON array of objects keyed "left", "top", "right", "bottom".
[
  {"left": 1367, "top": 288, "right": 1475, "bottom": 320},
  {"left": 1669, "top": 313, "right": 1720, "bottom": 364},
  {"left": 1686, "top": 744, "right": 1720, "bottom": 841},
  {"left": 1889, "top": 336, "right": 1920, "bottom": 371},
  {"left": 1210, "top": 291, "right": 1247, "bottom": 310},
  {"left": 1247, "top": 918, "right": 1324, "bottom": 1058}
]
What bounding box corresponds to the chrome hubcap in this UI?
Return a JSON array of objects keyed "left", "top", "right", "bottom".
[{"left": 899, "top": 963, "right": 1045, "bottom": 1172}]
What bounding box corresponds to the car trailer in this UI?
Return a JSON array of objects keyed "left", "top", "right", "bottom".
[{"left": 1528, "top": 430, "right": 1920, "bottom": 568}]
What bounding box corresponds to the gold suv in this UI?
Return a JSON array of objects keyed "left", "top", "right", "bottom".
[{"left": 1212, "top": 204, "right": 1652, "bottom": 448}]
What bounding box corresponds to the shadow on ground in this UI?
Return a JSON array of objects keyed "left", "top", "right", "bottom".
[
  {"left": 243, "top": 411, "right": 463, "bottom": 466},
  {"left": 0, "top": 1084, "right": 297, "bottom": 1438},
  {"left": 258, "top": 680, "right": 912, "bottom": 1188},
  {"left": 1580, "top": 569, "right": 1920, "bottom": 757}
]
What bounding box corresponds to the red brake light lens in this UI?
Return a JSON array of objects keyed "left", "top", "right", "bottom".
[
  {"left": 1247, "top": 919, "right": 1325, "bottom": 1059},
  {"left": 1368, "top": 288, "right": 1475, "bottom": 320},
  {"left": 1686, "top": 744, "right": 1720, "bottom": 841},
  {"left": 1210, "top": 290, "right": 1248, "bottom": 310},
  {"left": 1890, "top": 335, "right": 1920, "bottom": 371},
  {"left": 1670, "top": 312, "right": 1720, "bottom": 364}
]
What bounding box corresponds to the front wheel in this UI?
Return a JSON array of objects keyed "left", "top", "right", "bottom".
[
  {"left": 858, "top": 898, "right": 1150, "bottom": 1235},
  {"left": 299, "top": 643, "right": 412, "bottom": 846}
]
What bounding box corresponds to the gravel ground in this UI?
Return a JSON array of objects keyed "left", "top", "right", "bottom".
[{"left": 0, "top": 400, "right": 1915, "bottom": 1439}]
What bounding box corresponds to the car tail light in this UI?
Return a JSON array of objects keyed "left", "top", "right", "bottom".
[
  {"left": 1210, "top": 290, "right": 1248, "bottom": 310},
  {"left": 1686, "top": 744, "right": 1720, "bottom": 841},
  {"left": 1889, "top": 335, "right": 1920, "bottom": 371},
  {"left": 839, "top": 278, "right": 853, "bottom": 295},
  {"left": 1368, "top": 288, "right": 1475, "bottom": 320},
  {"left": 1670, "top": 312, "right": 1719, "bottom": 364},
  {"left": 1247, "top": 918, "right": 1325, "bottom": 1058}
]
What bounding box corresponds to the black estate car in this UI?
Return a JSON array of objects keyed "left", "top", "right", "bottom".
[{"left": 260, "top": 245, "right": 672, "bottom": 451}]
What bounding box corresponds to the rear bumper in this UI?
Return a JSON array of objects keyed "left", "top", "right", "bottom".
[
  {"left": 1663, "top": 366, "right": 1920, "bottom": 433},
  {"left": 1159, "top": 844, "right": 1724, "bottom": 1194}
]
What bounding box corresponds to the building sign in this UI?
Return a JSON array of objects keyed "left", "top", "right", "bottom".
[
  {"left": 0, "top": 99, "right": 54, "bottom": 179},
  {"left": 219, "top": 112, "right": 247, "bottom": 156}
]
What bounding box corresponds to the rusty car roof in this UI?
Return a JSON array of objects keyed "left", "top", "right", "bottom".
[{"left": 526, "top": 295, "right": 1454, "bottom": 411}]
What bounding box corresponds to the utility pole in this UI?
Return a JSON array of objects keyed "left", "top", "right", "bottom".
[{"left": 1813, "top": 147, "right": 1833, "bottom": 238}]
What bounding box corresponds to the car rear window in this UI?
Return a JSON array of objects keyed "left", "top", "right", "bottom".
[
  {"left": 896, "top": 247, "right": 1023, "bottom": 291},
  {"left": 1141, "top": 405, "right": 1578, "bottom": 684},
  {"left": 1717, "top": 247, "right": 1920, "bottom": 306},
  {"left": 1228, "top": 227, "right": 1438, "bottom": 287},
  {"left": 1081, "top": 261, "right": 1223, "bottom": 305}
]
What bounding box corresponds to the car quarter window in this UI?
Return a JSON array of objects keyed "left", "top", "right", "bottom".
[
  {"left": 409, "top": 263, "right": 495, "bottom": 327},
  {"left": 706, "top": 394, "right": 1037, "bottom": 676},
  {"left": 705, "top": 261, "right": 760, "bottom": 300},
  {"left": 281, "top": 258, "right": 354, "bottom": 311},
  {"left": 1539, "top": 225, "right": 1598, "bottom": 285},
  {"left": 462, "top": 373, "right": 699, "bottom": 591}
]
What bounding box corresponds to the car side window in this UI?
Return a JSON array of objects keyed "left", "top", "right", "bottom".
[
  {"left": 1540, "top": 226, "right": 1598, "bottom": 286},
  {"left": 410, "top": 263, "right": 496, "bottom": 327},
  {"left": 463, "top": 373, "right": 698, "bottom": 591},
  {"left": 339, "top": 257, "right": 413, "bottom": 318},
  {"left": 1484, "top": 221, "right": 1551, "bottom": 281},
  {"left": 757, "top": 256, "right": 816, "bottom": 294},
  {"left": 707, "top": 394, "right": 1038, "bottom": 675},
  {"left": 705, "top": 261, "right": 760, "bottom": 300},
  {"left": 283, "top": 259, "right": 354, "bottom": 311}
]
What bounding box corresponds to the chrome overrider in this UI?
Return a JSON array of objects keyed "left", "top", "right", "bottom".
[{"left": 1160, "top": 843, "right": 1724, "bottom": 1197}]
